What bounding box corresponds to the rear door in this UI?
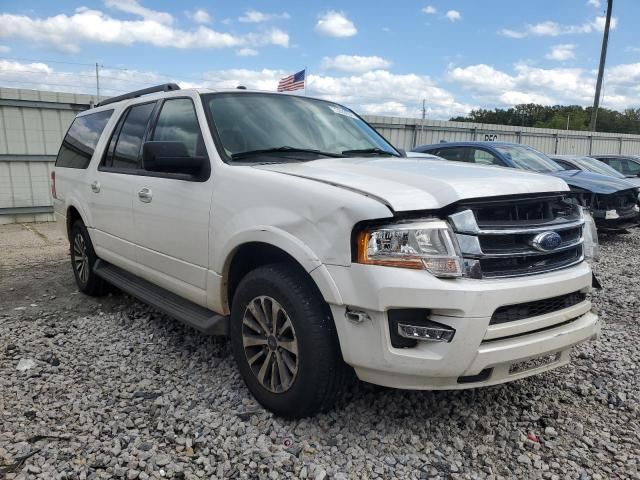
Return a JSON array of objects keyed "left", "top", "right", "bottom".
[
  {"left": 88, "top": 101, "right": 157, "bottom": 265},
  {"left": 131, "top": 97, "right": 213, "bottom": 306}
]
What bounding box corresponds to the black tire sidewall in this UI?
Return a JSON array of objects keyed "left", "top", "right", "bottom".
[
  {"left": 230, "top": 264, "right": 339, "bottom": 417},
  {"left": 70, "top": 220, "right": 103, "bottom": 295}
]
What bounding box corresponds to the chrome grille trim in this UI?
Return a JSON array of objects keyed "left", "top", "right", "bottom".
[
  {"left": 449, "top": 199, "right": 585, "bottom": 279},
  {"left": 459, "top": 237, "right": 584, "bottom": 259}
]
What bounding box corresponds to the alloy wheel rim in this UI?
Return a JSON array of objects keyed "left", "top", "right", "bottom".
[
  {"left": 73, "top": 232, "right": 89, "bottom": 285},
  {"left": 241, "top": 295, "right": 299, "bottom": 393}
]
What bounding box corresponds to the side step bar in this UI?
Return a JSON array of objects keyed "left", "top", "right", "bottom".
[{"left": 94, "top": 259, "right": 229, "bottom": 335}]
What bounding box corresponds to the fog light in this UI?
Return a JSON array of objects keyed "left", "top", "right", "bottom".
[{"left": 397, "top": 321, "right": 455, "bottom": 343}]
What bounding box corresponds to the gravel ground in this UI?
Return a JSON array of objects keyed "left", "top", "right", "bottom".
[{"left": 0, "top": 224, "right": 639, "bottom": 480}]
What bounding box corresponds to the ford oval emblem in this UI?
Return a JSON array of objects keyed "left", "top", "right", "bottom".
[{"left": 531, "top": 231, "right": 562, "bottom": 252}]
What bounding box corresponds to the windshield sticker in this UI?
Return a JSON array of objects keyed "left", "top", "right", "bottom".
[{"left": 328, "top": 105, "right": 357, "bottom": 119}]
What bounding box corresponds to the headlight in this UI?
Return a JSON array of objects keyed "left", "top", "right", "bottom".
[
  {"left": 581, "top": 208, "right": 600, "bottom": 262},
  {"left": 355, "top": 220, "right": 463, "bottom": 277}
]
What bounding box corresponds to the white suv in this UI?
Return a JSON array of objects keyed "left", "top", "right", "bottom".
[{"left": 52, "top": 84, "right": 600, "bottom": 417}]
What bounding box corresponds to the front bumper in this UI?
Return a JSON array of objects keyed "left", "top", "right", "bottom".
[
  {"left": 593, "top": 211, "right": 640, "bottom": 231},
  {"left": 326, "top": 261, "right": 599, "bottom": 390}
]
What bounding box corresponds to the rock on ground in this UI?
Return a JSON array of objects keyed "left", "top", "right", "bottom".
[{"left": 0, "top": 227, "right": 639, "bottom": 479}]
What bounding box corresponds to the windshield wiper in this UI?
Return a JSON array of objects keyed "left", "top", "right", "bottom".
[
  {"left": 341, "top": 147, "right": 400, "bottom": 157},
  {"left": 231, "top": 146, "right": 344, "bottom": 160}
]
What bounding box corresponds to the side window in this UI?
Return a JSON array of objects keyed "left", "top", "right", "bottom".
[
  {"left": 109, "top": 102, "right": 156, "bottom": 170},
  {"left": 471, "top": 148, "right": 501, "bottom": 165},
  {"left": 622, "top": 159, "right": 640, "bottom": 175},
  {"left": 607, "top": 158, "right": 623, "bottom": 172},
  {"left": 553, "top": 159, "right": 574, "bottom": 170},
  {"left": 56, "top": 110, "right": 113, "bottom": 168},
  {"left": 434, "top": 147, "right": 469, "bottom": 162},
  {"left": 151, "top": 98, "right": 202, "bottom": 157}
]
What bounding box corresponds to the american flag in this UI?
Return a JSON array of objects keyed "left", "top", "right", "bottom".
[{"left": 277, "top": 69, "right": 305, "bottom": 92}]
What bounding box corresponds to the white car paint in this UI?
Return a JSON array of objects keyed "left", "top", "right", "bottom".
[{"left": 53, "top": 87, "right": 599, "bottom": 390}]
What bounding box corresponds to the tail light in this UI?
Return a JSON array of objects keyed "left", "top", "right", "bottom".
[{"left": 51, "top": 171, "right": 57, "bottom": 199}]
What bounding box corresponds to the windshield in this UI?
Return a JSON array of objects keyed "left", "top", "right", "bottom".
[
  {"left": 201, "top": 92, "right": 399, "bottom": 162},
  {"left": 494, "top": 145, "right": 562, "bottom": 173},
  {"left": 574, "top": 156, "right": 626, "bottom": 178}
]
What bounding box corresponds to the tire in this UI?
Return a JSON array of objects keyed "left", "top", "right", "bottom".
[
  {"left": 69, "top": 219, "right": 108, "bottom": 296},
  {"left": 230, "top": 263, "right": 350, "bottom": 418}
]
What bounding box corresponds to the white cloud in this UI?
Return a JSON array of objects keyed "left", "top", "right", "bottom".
[
  {"left": 105, "top": 0, "right": 173, "bottom": 24},
  {"left": 546, "top": 44, "right": 576, "bottom": 61},
  {"left": 0, "top": 9, "right": 289, "bottom": 52},
  {"left": 186, "top": 9, "right": 211, "bottom": 24},
  {"left": 0, "top": 59, "right": 472, "bottom": 119},
  {"left": 321, "top": 55, "right": 391, "bottom": 73},
  {"left": 586, "top": 0, "right": 601, "bottom": 7},
  {"left": 448, "top": 64, "right": 516, "bottom": 92},
  {"left": 421, "top": 6, "right": 436, "bottom": 14},
  {"left": 238, "top": 10, "right": 290, "bottom": 23},
  {"left": 236, "top": 48, "right": 258, "bottom": 56},
  {"left": 308, "top": 70, "right": 473, "bottom": 118},
  {"left": 499, "top": 15, "right": 616, "bottom": 38},
  {"left": 0, "top": 45, "right": 10, "bottom": 53},
  {"left": 447, "top": 62, "right": 621, "bottom": 108},
  {"left": 314, "top": 11, "right": 357, "bottom": 38},
  {"left": 445, "top": 10, "right": 462, "bottom": 22}
]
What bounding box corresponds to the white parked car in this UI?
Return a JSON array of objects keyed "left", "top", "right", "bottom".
[{"left": 52, "top": 84, "right": 600, "bottom": 417}]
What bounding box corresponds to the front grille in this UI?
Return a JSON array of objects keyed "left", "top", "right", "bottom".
[
  {"left": 490, "top": 291, "right": 587, "bottom": 325},
  {"left": 480, "top": 246, "right": 583, "bottom": 278},
  {"left": 450, "top": 194, "right": 585, "bottom": 278}
]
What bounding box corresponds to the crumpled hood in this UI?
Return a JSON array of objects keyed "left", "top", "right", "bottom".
[
  {"left": 254, "top": 157, "right": 569, "bottom": 212},
  {"left": 550, "top": 170, "right": 638, "bottom": 194}
]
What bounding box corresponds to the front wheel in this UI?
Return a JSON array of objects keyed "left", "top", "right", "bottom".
[
  {"left": 230, "top": 263, "right": 350, "bottom": 418},
  {"left": 70, "top": 220, "right": 108, "bottom": 296}
]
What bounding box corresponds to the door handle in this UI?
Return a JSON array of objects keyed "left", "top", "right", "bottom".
[
  {"left": 90, "top": 181, "right": 100, "bottom": 193},
  {"left": 138, "top": 187, "right": 152, "bottom": 203}
]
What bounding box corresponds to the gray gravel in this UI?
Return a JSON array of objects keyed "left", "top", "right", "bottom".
[{"left": 1, "top": 229, "right": 639, "bottom": 479}]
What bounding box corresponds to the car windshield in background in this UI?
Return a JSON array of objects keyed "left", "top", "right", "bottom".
[
  {"left": 495, "top": 145, "right": 562, "bottom": 173},
  {"left": 576, "top": 156, "right": 626, "bottom": 178},
  {"left": 202, "top": 93, "right": 399, "bottom": 162}
]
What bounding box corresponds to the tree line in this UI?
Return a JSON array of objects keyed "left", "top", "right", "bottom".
[{"left": 449, "top": 104, "right": 640, "bottom": 134}]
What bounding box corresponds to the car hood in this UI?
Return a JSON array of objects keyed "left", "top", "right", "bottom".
[
  {"left": 254, "top": 157, "right": 569, "bottom": 212},
  {"left": 550, "top": 170, "right": 637, "bottom": 194}
]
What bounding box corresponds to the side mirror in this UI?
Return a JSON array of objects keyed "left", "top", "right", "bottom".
[{"left": 142, "top": 141, "right": 205, "bottom": 175}]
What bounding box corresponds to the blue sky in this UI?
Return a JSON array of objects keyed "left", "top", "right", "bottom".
[{"left": 0, "top": 0, "right": 638, "bottom": 118}]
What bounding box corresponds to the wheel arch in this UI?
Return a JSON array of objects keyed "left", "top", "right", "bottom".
[{"left": 217, "top": 229, "right": 343, "bottom": 314}]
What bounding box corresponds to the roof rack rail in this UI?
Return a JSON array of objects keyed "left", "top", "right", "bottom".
[{"left": 96, "top": 83, "right": 181, "bottom": 107}]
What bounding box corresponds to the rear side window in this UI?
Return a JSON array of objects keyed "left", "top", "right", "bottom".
[
  {"left": 151, "top": 98, "right": 202, "bottom": 157},
  {"left": 103, "top": 102, "right": 156, "bottom": 170},
  {"left": 56, "top": 110, "right": 113, "bottom": 168},
  {"left": 433, "top": 147, "right": 470, "bottom": 162}
]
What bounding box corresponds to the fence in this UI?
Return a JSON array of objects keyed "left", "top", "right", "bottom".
[{"left": 2, "top": 86, "right": 640, "bottom": 224}]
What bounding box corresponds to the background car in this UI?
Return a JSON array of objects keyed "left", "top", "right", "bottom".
[
  {"left": 413, "top": 141, "right": 640, "bottom": 231},
  {"left": 590, "top": 155, "right": 640, "bottom": 178},
  {"left": 550, "top": 155, "right": 640, "bottom": 188}
]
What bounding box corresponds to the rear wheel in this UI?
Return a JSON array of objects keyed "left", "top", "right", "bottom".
[
  {"left": 70, "top": 220, "right": 108, "bottom": 296},
  {"left": 230, "top": 263, "right": 350, "bottom": 418}
]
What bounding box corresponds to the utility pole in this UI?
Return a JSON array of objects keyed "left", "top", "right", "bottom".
[
  {"left": 589, "top": 0, "right": 613, "bottom": 131},
  {"left": 95, "top": 62, "right": 101, "bottom": 99}
]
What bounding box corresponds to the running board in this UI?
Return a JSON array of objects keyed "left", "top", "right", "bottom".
[{"left": 94, "top": 259, "right": 228, "bottom": 335}]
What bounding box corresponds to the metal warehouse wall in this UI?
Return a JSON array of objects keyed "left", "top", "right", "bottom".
[
  {"left": 2, "top": 86, "right": 640, "bottom": 224},
  {"left": 0, "top": 88, "right": 100, "bottom": 224},
  {"left": 364, "top": 116, "right": 640, "bottom": 155}
]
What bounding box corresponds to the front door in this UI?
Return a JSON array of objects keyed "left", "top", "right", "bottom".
[{"left": 131, "top": 97, "right": 213, "bottom": 306}]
